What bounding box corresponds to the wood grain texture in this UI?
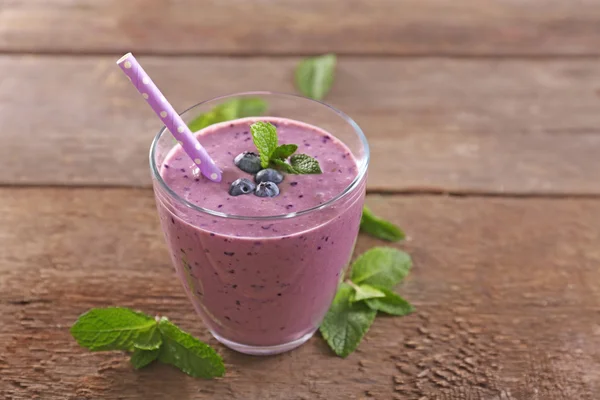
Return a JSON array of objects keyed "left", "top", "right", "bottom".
[
  {"left": 2, "top": 55, "right": 600, "bottom": 194},
  {"left": 2, "top": 0, "right": 600, "bottom": 56},
  {"left": 1, "top": 188, "right": 599, "bottom": 399}
]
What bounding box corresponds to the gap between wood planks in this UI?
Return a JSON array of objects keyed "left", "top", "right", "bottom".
[
  {"left": 2, "top": 183, "right": 600, "bottom": 199},
  {"left": 4, "top": 49, "right": 600, "bottom": 59}
]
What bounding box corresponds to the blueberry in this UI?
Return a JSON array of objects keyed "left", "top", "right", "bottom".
[
  {"left": 255, "top": 168, "right": 284, "bottom": 184},
  {"left": 254, "top": 181, "right": 280, "bottom": 198},
  {"left": 234, "top": 152, "right": 262, "bottom": 174},
  {"left": 229, "top": 178, "right": 256, "bottom": 196}
]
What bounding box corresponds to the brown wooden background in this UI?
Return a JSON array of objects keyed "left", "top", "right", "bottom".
[{"left": 1, "top": 1, "right": 599, "bottom": 399}]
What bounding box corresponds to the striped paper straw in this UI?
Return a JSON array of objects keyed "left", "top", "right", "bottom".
[{"left": 116, "top": 53, "right": 222, "bottom": 182}]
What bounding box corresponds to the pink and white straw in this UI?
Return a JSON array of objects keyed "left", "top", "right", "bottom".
[{"left": 116, "top": 52, "right": 222, "bottom": 182}]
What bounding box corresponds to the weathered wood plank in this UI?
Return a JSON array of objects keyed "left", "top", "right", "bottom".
[
  {"left": 2, "top": 55, "right": 600, "bottom": 194},
  {"left": 2, "top": 0, "right": 600, "bottom": 56},
  {"left": 1, "top": 188, "right": 599, "bottom": 398}
]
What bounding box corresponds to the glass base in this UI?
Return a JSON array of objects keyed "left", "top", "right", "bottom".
[{"left": 211, "top": 330, "right": 315, "bottom": 356}]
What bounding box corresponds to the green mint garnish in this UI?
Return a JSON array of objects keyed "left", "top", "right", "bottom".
[
  {"left": 319, "top": 283, "right": 377, "bottom": 358},
  {"left": 188, "top": 97, "right": 268, "bottom": 132},
  {"left": 250, "top": 121, "right": 322, "bottom": 174},
  {"left": 295, "top": 54, "right": 337, "bottom": 100},
  {"left": 71, "top": 308, "right": 224, "bottom": 379},
  {"left": 360, "top": 206, "right": 405, "bottom": 242},
  {"left": 320, "top": 247, "right": 413, "bottom": 357},
  {"left": 250, "top": 121, "right": 279, "bottom": 168},
  {"left": 364, "top": 287, "right": 414, "bottom": 316},
  {"left": 350, "top": 247, "right": 411, "bottom": 288}
]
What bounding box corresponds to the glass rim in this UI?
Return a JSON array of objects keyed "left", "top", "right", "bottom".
[{"left": 149, "top": 91, "right": 370, "bottom": 221}]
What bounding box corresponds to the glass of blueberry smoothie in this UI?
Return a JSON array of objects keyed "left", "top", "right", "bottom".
[{"left": 150, "top": 92, "right": 369, "bottom": 355}]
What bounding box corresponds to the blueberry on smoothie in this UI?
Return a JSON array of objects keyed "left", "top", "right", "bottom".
[
  {"left": 229, "top": 178, "right": 256, "bottom": 196},
  {"left": 255, "top": 168, "right": 284, "bottom": 184},
  {"left": 254, "top": 181, "right": 280, "bottom": 197},
  {"left": 234, "top": 152, "right": 262, "bottom": 174}
]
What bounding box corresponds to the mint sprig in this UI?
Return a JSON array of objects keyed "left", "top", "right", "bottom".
[
  {"left": 250, "top": 121, "right": 322, "bottom": 174},
  {"left": 360, "top": 206, "right": 405, "bottom": 242},
  {"left": 71, "top": 308, "right": 225, "bottom": 379},
  {"left": 319, "top": 247, "right": 414, "bottom": 357},
  {"left": 188, "top": 97, "right": 268, "bottom": 132}
]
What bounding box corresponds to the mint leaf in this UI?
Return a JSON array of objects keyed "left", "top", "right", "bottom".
[
  {"left": 350, "top": 247, "right": 412, "bottom": 289},
  {"left": 365, "top": 287, "right": 414, "bottom": 316},
  {"left": 188, "top": 98, "right": 268, "bottom": 132},
  {"left": 349, "top": 283, "right": 386, "bottom": 302},
  {"left": 157, "top": 319, "right": 225, "bottom": 379},
  {"left": 295, "top": 54, "right": 337, "bottom": 100},
  {"left": 289, "top": 154, "right": 322, "bottom": 174},
  {"left": 248, "top": 123, "right": 321, "bottom": 174},
  {"left": 71, "top": 308, "right": 226, "bottom": 379},
  {"left": 130, "top": 348, "right": 160, "bottom": 369},
  {"left": 133, "top": 324, "right": 162, "bottom": 350},
  {"left": 360, "top": 206, "right": 405, "bottom": 242},
  {"left": 70, "top": 307, "right": 158, "bottom": 351},
  {"left": 271, "top": 144, "right": 298, "bottom": 160},
  {"left": 250, "top": 121, "right": 279, "bottom": 168},
  {"left": 271, "top": 159, "right": 297, "bottom": 174},
  {"left": 319, "top": 283, "right": 377, "bottom": 357}
]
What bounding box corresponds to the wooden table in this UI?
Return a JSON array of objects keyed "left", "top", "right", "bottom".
[{"left": 2, "top": 2, "right": 600, "bottom": 399}]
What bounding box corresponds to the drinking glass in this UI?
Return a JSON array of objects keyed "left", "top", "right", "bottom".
[{"left": 150, "top": 92, "right": 369, "bottom": 355}]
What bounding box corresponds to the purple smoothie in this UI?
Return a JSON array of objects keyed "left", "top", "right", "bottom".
[{"left": 153, "top": 117, "right": 366, "bottom": 353}]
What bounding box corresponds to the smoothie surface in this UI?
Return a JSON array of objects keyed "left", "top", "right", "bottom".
[{"left": 159, "top": 117, "right": 359, "bottom": 217}]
